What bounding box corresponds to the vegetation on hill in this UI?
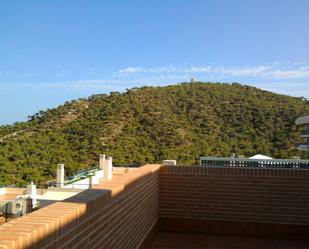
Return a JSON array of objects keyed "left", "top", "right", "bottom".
[{"left": 1, "top": 82, "right": 309, "bottom": 186}]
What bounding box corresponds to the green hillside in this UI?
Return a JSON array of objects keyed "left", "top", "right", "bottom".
[{"left": 1, "top": 82, "right": 309, "bottom": 185}]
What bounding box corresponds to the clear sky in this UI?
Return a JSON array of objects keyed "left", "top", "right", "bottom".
[{"left": 1, "top": 0, "right": 309, "bottom": 125}]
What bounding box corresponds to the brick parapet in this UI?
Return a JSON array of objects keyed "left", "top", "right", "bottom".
[
  {"left": 159, "top": 166, "right": 309, "bottom": 225},
  {"left": 0, "top": 164, "right": 161, "bottom": 249}
]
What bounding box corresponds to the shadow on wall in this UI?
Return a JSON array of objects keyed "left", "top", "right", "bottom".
[{"left": 0, "top": 165, "right": 160, "bottom": 249}]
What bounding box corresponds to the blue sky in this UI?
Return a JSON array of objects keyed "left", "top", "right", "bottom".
[{"left": 1, "top": 0, "right": 309, "bottom": 125}]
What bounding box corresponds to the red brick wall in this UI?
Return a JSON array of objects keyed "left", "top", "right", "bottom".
[
  {"left": 159, "top": 166, "right": 309, "bottom": 225},
  {"left": 0, "top": 165, "right": 160, "bottom": 249}
]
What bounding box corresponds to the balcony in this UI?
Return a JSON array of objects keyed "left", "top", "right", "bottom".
[
  {"left": 298, "top": 144, "right": 309, "bottom": 151},
  {"left": 300, "top": 128, "right": 309, "bottom": 138}
]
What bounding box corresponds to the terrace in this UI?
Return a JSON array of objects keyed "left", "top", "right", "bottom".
[{"left": 0, "top": 163, "right": 309, "bottom": 248}]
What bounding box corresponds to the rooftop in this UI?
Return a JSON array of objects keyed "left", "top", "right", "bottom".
[{"left": 0, "top": 163, "right": 309, "bottom": 248}]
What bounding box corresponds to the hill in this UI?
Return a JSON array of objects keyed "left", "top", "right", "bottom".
[{"left": 1, "top": 82, "right": 309, "bottom": 185}]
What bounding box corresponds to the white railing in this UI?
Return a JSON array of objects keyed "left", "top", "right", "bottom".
[{"left": 200, "top": 157, "right": 309, "bottom": 168}]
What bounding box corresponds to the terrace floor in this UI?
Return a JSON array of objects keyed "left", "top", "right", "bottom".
[{"left": 150, "top": 232, "right": 309, "bottom": 249}]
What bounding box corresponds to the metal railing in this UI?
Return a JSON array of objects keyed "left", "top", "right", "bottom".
[
  {"left": 200, "top": 157, "right": 309, "bottom": 169},
  {"left": 64, "top": 166, "right": 98, "bottom": 185}
]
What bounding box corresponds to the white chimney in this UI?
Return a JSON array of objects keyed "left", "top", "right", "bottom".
[
  {"left": 57, "top": 164, "right": 65, "bottom": 187},
  {"left": 26, "top": 181, "right": 37, "bottom": 207},
  {"left": 99, "top": 154, "right": 105, "bottom": 170},
  {"left": 89, "top": 175, "right": 97, "bottom": 188},
  {"left": 104, "top": 156, "right": 113, "bottom": 180}
]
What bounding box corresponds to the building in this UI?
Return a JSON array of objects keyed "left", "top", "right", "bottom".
[{"left": 296, "top": 115, "right": 309, "bottom": 159}]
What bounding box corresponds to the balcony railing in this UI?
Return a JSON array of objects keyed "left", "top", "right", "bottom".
[
  {"left": 200, "top": 157, "right": 309, "bottom": 168},
  {"left": 300, "top": 128, "right": 309, "bottom": 138},
  {"left": 300, "top": 133, "right": 309, "bottom": 138}
]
